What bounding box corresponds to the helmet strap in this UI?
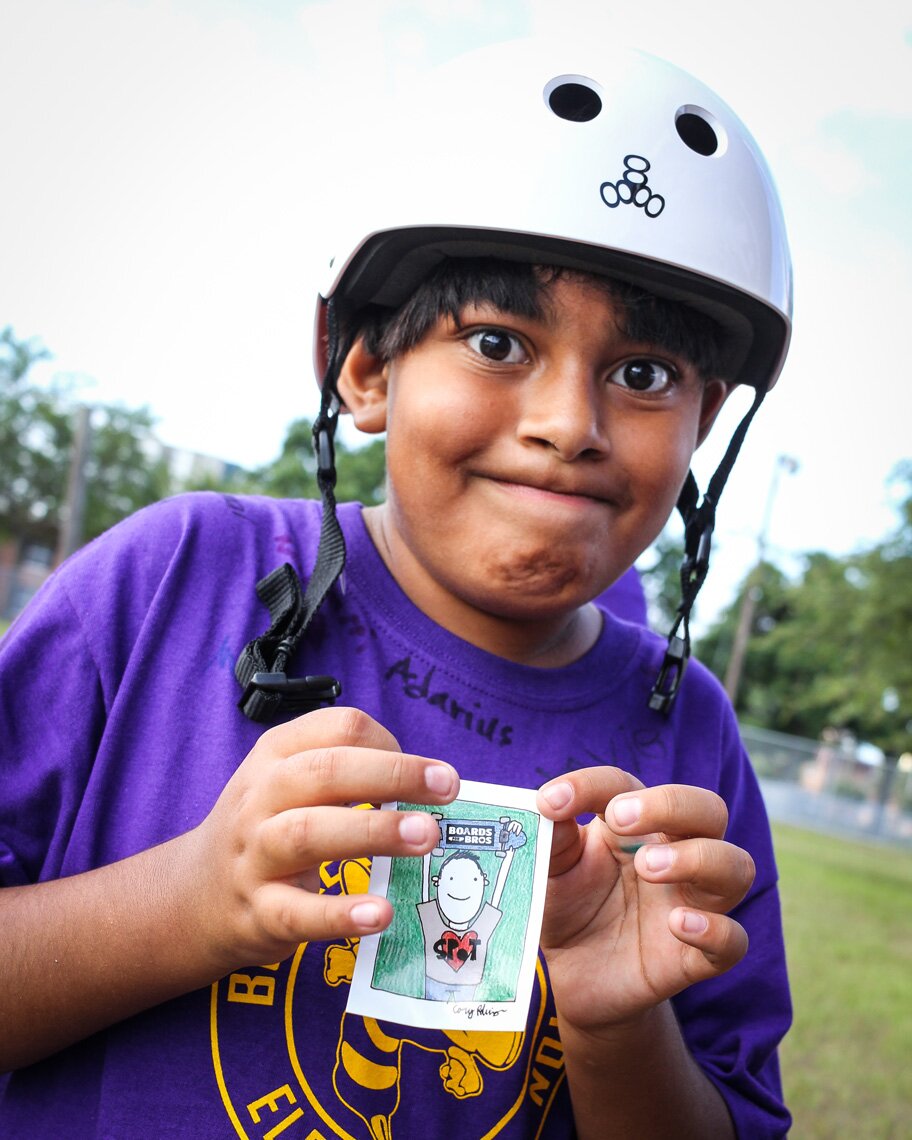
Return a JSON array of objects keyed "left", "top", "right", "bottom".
[
  {"left": 235, "top": 299, "right": 348, "bottom": 722},
  {"left": 649, "top": 381, "right": 767, "bottom": 714}
]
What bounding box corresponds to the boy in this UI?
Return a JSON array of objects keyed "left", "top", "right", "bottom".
[{"left": 0, "top": 40, "right": 791, "bottom": 1138}]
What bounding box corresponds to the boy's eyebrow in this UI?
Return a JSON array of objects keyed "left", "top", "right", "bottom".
[
  {"left": 448, "top": 303, "right": 546, "bottom": 329},
  {"left": 451, "top": 297, "right": 680, "bottom": 353},
  {"left": 446, "top": 295, "right": 549, "bottom": 328}
]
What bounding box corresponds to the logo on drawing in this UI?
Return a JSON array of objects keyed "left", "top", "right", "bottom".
[{"left": 600, "top": 155, "right": 665, "bottom": 218}]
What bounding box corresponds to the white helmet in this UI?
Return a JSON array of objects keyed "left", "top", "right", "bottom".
[{"left": 315, "top": 38, "right": 792, "bottom": 395}]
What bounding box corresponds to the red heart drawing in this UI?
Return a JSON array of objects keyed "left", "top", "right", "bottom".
[{"left": 438, "top": 930, "right": 479, "bottom": 972}]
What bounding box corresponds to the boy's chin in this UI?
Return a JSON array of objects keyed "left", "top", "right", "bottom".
[
  {"left": 474, "top": 560, "right": 620, "bottom": 617},
  {"left": 478, "top": 584, "right": 604, "bottom": 625}
]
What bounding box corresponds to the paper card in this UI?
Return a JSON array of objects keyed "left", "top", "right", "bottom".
[{"left": 346, "top": 780, "right": 553, "bottom": 1032}]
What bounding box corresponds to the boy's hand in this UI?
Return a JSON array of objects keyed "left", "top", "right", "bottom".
[
  {"left": 536, "top": 768, "right": 755, "bottom": 1035},
  {"left": 194, "top": 706, "right": 458, "bottom": 971},
  {"left": 0, "top": 706, "right": 459, "bottom": 1072}
]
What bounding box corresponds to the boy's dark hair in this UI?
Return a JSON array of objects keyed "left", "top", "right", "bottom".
[
  {"left": 438, "top": 850, "right": 485, "bottom": 876},
  {"left": 342, "top": 257, "right": 725, "bottom": 379}
]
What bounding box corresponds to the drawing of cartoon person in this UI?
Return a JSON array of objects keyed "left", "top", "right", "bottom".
[{"left": 416, "top": 819, "right": 525, "bottom": 1001}]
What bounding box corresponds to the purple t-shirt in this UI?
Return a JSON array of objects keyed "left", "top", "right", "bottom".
[{"left": 0, "top": 494, "right": 791, "bottom": 1137}]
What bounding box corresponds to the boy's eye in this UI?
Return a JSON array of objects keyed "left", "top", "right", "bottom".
[
  {"left": 610, "top": 358, "right": 676, "bottom": 393},
  {"left": 465, "top": 329, "right": 528, "bottom": 364}
]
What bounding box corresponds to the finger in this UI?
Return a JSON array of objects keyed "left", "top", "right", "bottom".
[
  {"left": 537, "top": 766, "right": 645, "bottom": 821},
  {"left": 668, "top": 909, "right": 749, "bottom": 981},
  {"left": 257, "top": 805, "right": 442, "bottom": 876},
  {"left": 606, "top": 784, "right": 728, "bottom": 842},
  {"left": 254, "top": 705, "right": 403, "bottom": 762},
  {"left": 253, "top": 881, "right": 394, "bottom": 945},
  {"left": 633, "top": 838, "right": 755, "bottom": 912},
  {"left": 269, "top": 747, "right": 459, "bottom": 811}
]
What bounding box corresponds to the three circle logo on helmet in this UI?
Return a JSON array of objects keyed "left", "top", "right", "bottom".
[{"left": 599, "top": 155, "right": 665, "bottom": 218}]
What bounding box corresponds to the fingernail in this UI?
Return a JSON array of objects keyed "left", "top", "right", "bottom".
[
  {"left": 680, "top": 910, "right": 709, "bottom": 934},
  {"left": 350, "top": 901, "right": 382, "bottom": 929},
  {"left": 644, "top": 844, "right": 673, "bottom": 872},
  {"left": 541, "top": 782, "right": 573, "bottom": 811},
  {"left": 611, "top": 796, "right": 641, "bottom": 828},
  {"left": 425, "top": 764, "right": 456, "bottom": 796},
  {"left": 399, "top": 814, "right": 432, "bottom": 845}
]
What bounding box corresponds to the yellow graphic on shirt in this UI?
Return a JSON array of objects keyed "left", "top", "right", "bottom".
[
  {"left": 320, "top": 857, "right": 524, "bottom": 1118},
  {"left": 211, "top": 852, "right": 565, "bottom": 1139}
]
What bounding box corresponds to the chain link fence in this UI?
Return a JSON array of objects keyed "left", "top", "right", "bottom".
[{"left": 742, "top": 723, "right": 912, "bottom": 848}]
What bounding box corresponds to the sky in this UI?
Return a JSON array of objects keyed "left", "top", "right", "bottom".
[{"left": 1, "top": 0, "right": 910, "bottom": 629}]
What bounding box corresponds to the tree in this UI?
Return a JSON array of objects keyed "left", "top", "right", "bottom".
[
  {"left": 333, "top": 434, "right": 387, "bottom": 506},
  {"left": 636, "top": 531, "right": 685, "bottom": 631},
  {"left": 82, "top": 406, "right": 173, "bottom": 540},
  {"left": 697, "top": 466, "right": 912, "bottom": 756},
  {"left": 0, "top": 327, "right": 67, "bottom": 541},
  {"left": 637, "top": 530, "right": 757, "bottom": 646},
  {"left": 1, "top": 326, "right": 175, "bottom": 547},
  {"left": 2, "top": 326, "right": 386, "bottom": 574},
  {"left": 696, "top": 560, "right": 793, "bottom": 721},
  {"left": 220, "top": 417, "right": 387, "bottom": 507}
]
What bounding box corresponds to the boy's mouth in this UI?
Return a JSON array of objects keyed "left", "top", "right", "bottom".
[{"left": 485, "top": 474, "right": 612, "bottom": 506}]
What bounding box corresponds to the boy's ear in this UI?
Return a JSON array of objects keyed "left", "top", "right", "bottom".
[
  {"left": 335, "top": 337, "right": 389, "bottom": 435},
  {"left": 695, "top": 379, "right": 731, "bottom": 447}
]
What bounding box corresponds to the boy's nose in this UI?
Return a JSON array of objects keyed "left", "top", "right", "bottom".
[{"left": 516, "top": 365, "right": 607, "bottom": 461}]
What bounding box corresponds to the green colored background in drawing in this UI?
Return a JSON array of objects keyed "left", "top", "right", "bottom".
[{"left": 370, "top": 799, "right": 540, "bottom": 1001}]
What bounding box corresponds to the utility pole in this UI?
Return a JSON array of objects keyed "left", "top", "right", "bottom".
[
  {"left": 724, "top": 454, "right": 798, "bottom": 705},
  {"left": 56, "top": 404, "right": 93, "bottom": 563}
]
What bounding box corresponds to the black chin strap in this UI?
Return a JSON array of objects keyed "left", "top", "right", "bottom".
[
  {"left": 648, "top": 382, "right": 767, "bottom": 715},
  {"left": 235, "top": 301, "right": 348, "bottom": 722}
]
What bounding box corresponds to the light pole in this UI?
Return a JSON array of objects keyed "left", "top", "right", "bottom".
[
  {"left": 724, "top": 454, "right": 799, "bottom": 705},
  {"left": 56, "top": 404, "right": 93, "bottom": 564}
]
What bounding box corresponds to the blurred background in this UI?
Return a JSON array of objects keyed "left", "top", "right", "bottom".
[{"left": 1, "top": 3, "right": 910, "bottom": 1133}]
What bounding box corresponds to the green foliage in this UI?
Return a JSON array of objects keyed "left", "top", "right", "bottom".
[
  {"left": 82, "top": 406, "right": 174, "bottom": 539},
  {"left": 206, "top": 417, "right": 387, "bottom": 507},
  {"left": 697, "top": 560, "right": 793, "bottom": 722},
  {"left": 1, "top": 326, "right": 175, "bottom": 546},
  {"left": 333, "top": 434, "right": 387, "bottom": 506},
  {"left": 636, "top": 531, "right": 684, "bottom": 630},
  {"left": 2, "top": 321, "right": 386, "bottom": 564},
  {"left": 0, "top": 327, "right": 64, "bottom": 540},
  {"left": 698, "top": 467, "right": 912, "bottom": 756}
]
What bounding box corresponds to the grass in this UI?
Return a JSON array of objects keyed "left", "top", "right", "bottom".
[{"left": 772, "top": 823, "right": 912, "bottom": 1138}]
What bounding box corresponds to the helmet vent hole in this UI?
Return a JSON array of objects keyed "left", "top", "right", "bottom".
[
  {"left": 675, "top": 106, "right": 725, "bottom": 156},
  {"left": 547, "top": 81, "right": 602, "bottom": 123}
]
